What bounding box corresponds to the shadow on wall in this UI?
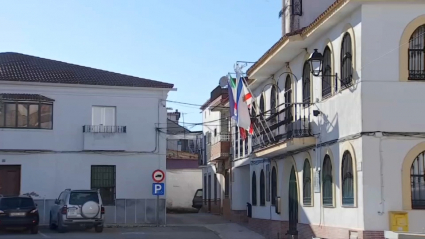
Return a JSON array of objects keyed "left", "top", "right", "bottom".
[{"left": 293, "top": 112, "right": 343, "bottom": 238}]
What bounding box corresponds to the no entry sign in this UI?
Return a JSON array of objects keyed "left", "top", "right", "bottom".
[{"left": 152, "top": 169, "right": 165, "bottom": 183}]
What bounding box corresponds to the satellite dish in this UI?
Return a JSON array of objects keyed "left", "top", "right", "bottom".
[{"left": 219, "top": 76, "right": 229, "bottom": 88}]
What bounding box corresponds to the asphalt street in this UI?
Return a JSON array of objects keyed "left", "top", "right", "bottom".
[{"left": 0, "top": 226, "right": 221, "bottom": 239}]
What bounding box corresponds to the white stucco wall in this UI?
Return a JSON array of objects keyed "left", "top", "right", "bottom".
[
  {"left": 361, "top": 4, "right": 425, "bottom": 132},
  {"left": 0, "top": 82, "right": 169, "bottom": 200},
  {"left": 359, "top": 4, "right": 425, "bottom": 232},
  {"left": 166, "top": 169, "right": 202, "bottom": 209},
  {"left": 246, "top": 6, "right": 366, "bottom": 229},
  {"left": 231, "top": 165, "right": 250, "bottom": 210},
  {"left": 0, "top": 153, "right": 165, "bottom": 200},
  {"left": 362, "top": 137, "right": 425, "bottom": 232}
]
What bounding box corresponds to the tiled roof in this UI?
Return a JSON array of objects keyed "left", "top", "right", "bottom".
[
  {"left": 247, "top": 0, "right": 347, "bottom": 76},
  {"left": 0, "top": 52, "right": 174, "bottom": 89},
  {"left": 0, "top": 93, "right": 54, "bottom": 102}
]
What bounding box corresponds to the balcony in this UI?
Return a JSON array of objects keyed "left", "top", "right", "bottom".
[
  {"left": 252, "top": 103, "right": 316, "bottom": 158},
  {"left": 83, "top": 125, "right": 127, "bottom": 151},
  {"left": 210, "top": 134, "right": 231, "bottom": 161}
]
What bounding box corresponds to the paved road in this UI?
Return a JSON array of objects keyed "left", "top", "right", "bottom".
[
  {"left": 0, "top": 226, "right": 220, "bottom": 239},
  {"left": 0, "top": 213, "right": 264, "bottom": 239}
]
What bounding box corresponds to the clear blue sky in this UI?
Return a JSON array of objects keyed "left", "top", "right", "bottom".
[{"left": 0, "top": 0, "right": 281, "bottom": 130}]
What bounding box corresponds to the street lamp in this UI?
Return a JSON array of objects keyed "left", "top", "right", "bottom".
[{"left": 308, "top": 49, "right": 323, "bottom": 77}]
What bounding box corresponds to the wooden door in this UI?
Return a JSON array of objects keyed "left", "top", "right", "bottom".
[
  {"left": 287, "top": 166, "right": 298, "bottom": 236},
  {"left": 0, "top": 165, "right": 21, "bottom": 196}
]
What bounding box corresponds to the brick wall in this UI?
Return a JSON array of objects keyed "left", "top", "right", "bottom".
[
  {"left": 228, "top": 210, "right": 248, "bottom": 223},
  {"left": 247, "top": 218, "right": 289, "bottom": 239},
  {"left": 362, "top": 231, "right": 385, "bottom": 239},
  {"left": 297, "top": 224, "right": 384, "bottom": 239},
  {"left": 236, "top": 218, "right": 385, "bottom": 239},
  {"left": 222, "top": 198, "right": 231, "bottom": 219}
]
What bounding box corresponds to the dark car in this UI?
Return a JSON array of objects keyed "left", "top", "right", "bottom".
[
  {"left": 192, "top": 189, "right": 203, "bottom": 211},
  {"left": 0, "top": 195, "right": 39, "bottom": 234}
]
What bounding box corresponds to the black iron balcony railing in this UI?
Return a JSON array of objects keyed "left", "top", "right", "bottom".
[
  {"left": 83, "top": 125, "right": 127, "bottom": 133},
  {"left": 252, "top": 103, "right": 313, "bottom": 151}
]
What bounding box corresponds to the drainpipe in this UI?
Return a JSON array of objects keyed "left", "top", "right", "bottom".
[{"left": 377, "top": 132, "right": 385, "bottom": 215}]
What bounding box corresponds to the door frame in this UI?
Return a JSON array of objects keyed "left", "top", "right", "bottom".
[
  {"left": 287, "top": 165, "right": 299, "bottom": 235},
  {"left": 0, "top": 165, "right": 21, "bottom": 196}
]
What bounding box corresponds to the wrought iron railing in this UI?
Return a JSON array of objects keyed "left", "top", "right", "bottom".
[
  {"left": 83, "top": 125, "right": 127, "bottom": 133},
  {"left": 252, "top": 103, "right": 313, "bottom": 151}
]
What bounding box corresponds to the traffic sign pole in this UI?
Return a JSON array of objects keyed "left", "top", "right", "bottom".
[{"left": 152, "top": 169, "right": 165, "bottom": 227}]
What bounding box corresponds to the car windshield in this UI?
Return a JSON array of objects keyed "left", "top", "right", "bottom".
[
  {"left": 69, "top": 192, "right": 99, "bottom": 205},
  {"left": 0, "top": 197, "right": 35, "bottom": 209},
  {"left": 195, "top": 190, "right": 203, "bottom": 197}
]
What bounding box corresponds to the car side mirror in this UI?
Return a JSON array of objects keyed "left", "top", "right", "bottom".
[
  {"left": 55, "top": 199, "right": 60, "bottom": 204},
  {"left": 35, "top": 203, "right": 38, "bottom": 207}
]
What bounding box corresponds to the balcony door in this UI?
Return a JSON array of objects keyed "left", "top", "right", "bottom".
[{"left": 92, "top": 106, "right": 116, "bottom": 132}]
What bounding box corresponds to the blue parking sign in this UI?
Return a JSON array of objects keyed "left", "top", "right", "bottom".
[{"left": 152, "top": 183, "right": 165, "bottom": 196}]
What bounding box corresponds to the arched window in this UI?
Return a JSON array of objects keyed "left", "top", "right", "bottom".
[
  {"left": 322, "top": 46, "right": 332, "bottom": 97},
  {"left": 411, "top": 151, "right": 425, "bottom": 209},
  {"left": 342, "top": 151, "right": 354, "bottom": 206},
  {"left": 303, "top": 159, "right": 312, "bottom": 206},
  {"left": 322, "top": 155, "right": 333, "bottom": 206},
  {"left": 408, "top": 25, "right": 425, "bottom": 80},
  {"left": 252, "top": 171, "right": 257, "bottom": 206},
  {"left": 259, "top": 94, "right": 265, "bottom": 118},
  {"left": 260, "top": 169, "right": 266, "bottom": 206},
  {"left": 271, "top": 166, "right": 277, "bottom": 205},
  {"left": 341, "top": 33, "right": 353, "bottom": 88},
  {"left": 270, "top": 85, "right": 278, "bottom": 126},
  {"left": 302, "top": 61, "right": 311, "bottom": 104},
  {"left": 284, "top": 75, "right": 292, "bottom": 123}
]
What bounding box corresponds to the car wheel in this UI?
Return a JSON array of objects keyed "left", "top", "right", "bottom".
[
  {"left": 49, "top": 214, "right": 57, "bottom": 230},
  {"left": 94, "top": 226, "right": 103, "bottom": 233},
  {"left": 30, "top": 226, "right": 38, "bottom": 234}
]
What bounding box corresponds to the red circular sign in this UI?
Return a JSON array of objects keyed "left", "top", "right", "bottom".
[{"left": 152, "top": 169, "right": 165, "bottom": 183}]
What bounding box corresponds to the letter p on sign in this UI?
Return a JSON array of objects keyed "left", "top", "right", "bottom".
[{"left": 152, "top": 183, "right": 165, "bottom": 196}]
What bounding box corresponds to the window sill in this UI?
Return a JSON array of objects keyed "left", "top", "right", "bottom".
[
  {"left": 323, "top": 205, "right": 335, "bottom": 208},
  {"left": 341, "top": 204, "right": 357, "bottom": 208},
  {"left": 302, "top": 204, "right": 314, "bottom": 207}
]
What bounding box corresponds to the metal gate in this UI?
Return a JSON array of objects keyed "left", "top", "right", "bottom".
[{"left": 287, "top": 166, "right": 298, "bottom": 236}]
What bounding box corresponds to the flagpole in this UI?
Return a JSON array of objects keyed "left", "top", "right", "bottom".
[{"left": 234, "top": 64, "right": 275, "bottom": 144}]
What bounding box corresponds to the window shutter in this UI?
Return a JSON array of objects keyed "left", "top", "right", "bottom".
[
  {"left": 92, "top": 107, "right": 102, "bottom": 125},
  {"left": 104, "top": 107, "right": 116, "bottom": 126}
]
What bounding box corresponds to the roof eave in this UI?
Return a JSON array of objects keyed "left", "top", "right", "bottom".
[
  {"left": 0, "top": 80, "right": 175, "bottom": 91},
  {"left": 247, "top": 0, "right": 353, "bottom": 80}
]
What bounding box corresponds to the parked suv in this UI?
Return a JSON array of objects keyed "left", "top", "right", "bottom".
[
  {"left": 192, "top": 189, "right": 203, "bottom": 211},
  {"left": 49, "top": 189, "right": 104, "bottom": 233},
  {"left": 0, "top": 195, "right": 39, "bottom": 234}
]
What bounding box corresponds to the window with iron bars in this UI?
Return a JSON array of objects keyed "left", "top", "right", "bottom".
[
  {"left": 408, "top": 25, "right": 425, "bottom": 80},
  {"left": 411, "top": 151, "right": 425, "bottom": 209},
  {"left": 341, "top": 33, "right": 353, "bottom": 88},
  {"left": 91, "top": 165, "right": 116, "bottom": 206}
]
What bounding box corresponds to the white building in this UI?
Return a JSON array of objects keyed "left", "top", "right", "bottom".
[
  {"left": 165, "top": 109, "right": 203, "bottom": 212},
  {"left": 230, "top": 0, "right": 425, "bottom": 238},
  {"left": 0, "top": 52, "right": 174, "bottom": 225},
  {"left": 200, "top": 86, "right": 231, "bottom": 215}
]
